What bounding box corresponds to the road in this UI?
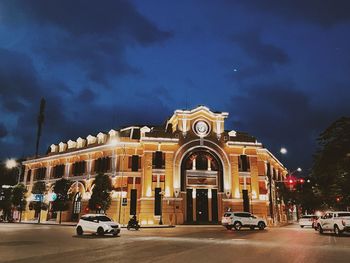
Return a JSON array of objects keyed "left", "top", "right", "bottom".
[{"left": 0, "top": 223, "right": 349, "bottom": 263}]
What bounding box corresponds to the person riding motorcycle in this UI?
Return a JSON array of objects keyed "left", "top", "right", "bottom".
[{"left": 127, "top": 215, "right": 140, "bottom": 230}]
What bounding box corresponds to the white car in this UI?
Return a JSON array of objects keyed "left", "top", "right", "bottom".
[
  {"left": 317, "top": 211, "right": 350, "bottom": 236},
  {"left": 76, "top": 214, "right": 121, "bottom": 236},
  {"left": 299, "top": 215, "right": 318, "bottom": 228},
  {"left": 222, "top": 212, "right": 267, "bottom": 231}
]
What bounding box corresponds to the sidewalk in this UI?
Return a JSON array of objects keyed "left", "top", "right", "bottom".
[{"left": 3, "top": 221, "right": 175, "bottom": 228}]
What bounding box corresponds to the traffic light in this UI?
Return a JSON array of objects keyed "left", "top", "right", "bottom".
[{"left": 298, "top": 178, "right": 305, "bottom": 184}]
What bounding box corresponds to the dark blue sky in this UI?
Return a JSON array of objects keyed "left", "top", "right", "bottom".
[{"left": 0, "top": 0, "right": 350, "bottom": 173}]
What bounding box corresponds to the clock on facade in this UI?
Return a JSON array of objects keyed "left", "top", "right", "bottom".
[{"left": 194, "top": 120, "right": 210, "bottom": 137}]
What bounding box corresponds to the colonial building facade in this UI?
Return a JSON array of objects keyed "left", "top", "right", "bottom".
[{"left": 22, "top": 106, "right": 287, "bottom": 225}]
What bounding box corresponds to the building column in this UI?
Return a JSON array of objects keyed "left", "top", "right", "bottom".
[
  {"left": 46, "top": 166, "right": 52, "bottom": 181},
  {"left": 86, "top": 159, "right": 92, "bottom": 179},
  {"left": 207, "top": 157, "right": 212, "bottom": 171},
  {"left": 192, "top": 157, "right": 196, "bottom": 170},
  {"left": 111, "top": 150, "right": 116, "bottom": 176},
  {"left": 208, "top": 188, "right": 212, "bottom": 222},
  {"left": 231, "top": 155, "right": 240, "bottom": 198},
  {"left": 65, "top": 163, "right": 71, "bottom": 178},
  {"left": 23, "top": 167, "right": 29, "bottom": 184},
  {"left": 192, "top": 188, "right": 196, "bottom": 222}
]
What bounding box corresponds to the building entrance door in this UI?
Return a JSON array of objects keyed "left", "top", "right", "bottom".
[{"left": 196, "top": 189, "right": 208, "bottom": 223}]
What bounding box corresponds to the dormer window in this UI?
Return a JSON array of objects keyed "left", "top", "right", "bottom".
[
  {"left": 58, "top": 142, "right": 67, "bottom": 152},
  {"left": 228, "top": 130, "right": 237, "bottom": 137},
  {"left": 76, "top": 137, "right": 86, "bottom": 148},
  {"left": 97, "top": 132, "right": 106, "bottom": 144},
  {"left": 140, "top": 126, "right": 151, "bottom": 138},
  {"left": 67, "top": 140, "right": 77, "bottom": 149},
  {"left": 86, "top": 135, "right": 96, "bottom": 145},
  {"left": 108, "top": 129, "right": 117, "bottom": 138},
  {"left": 50, "top": 144, "right": 58, "bottom": 153}
]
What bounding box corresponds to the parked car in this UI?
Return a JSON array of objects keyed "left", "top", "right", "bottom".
[
  {"left": 317, "top": 211, "right": 350, "bottom": 236},
  {"left": 298, "top": 215, "right": 318, "bottom": 228},
  {"left": 222, "top": 212, "right": 267, "bottom": 231},
  {"left": 76, "top": 214, "right": 121, "bottom": 236}
]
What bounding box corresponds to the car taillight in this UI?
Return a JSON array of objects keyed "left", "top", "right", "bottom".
[{"left": 342, "top": 220, "right": 346, "bottom": 226}]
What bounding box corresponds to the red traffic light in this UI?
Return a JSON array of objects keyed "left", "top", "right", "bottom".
[
  {"left": 299, "top": 179, "right": 305, "bottom": 184},
  {"left": 288, "top": 179, "right": 294, "bottom": 184}
]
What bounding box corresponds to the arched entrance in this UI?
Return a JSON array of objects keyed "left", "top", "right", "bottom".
[{"left": 181, "top": 148, "right": 223, "bottom": 224}]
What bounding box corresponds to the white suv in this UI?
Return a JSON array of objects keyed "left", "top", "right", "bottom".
[
  {"left": 317, "top": 211, "right": 350, "bottom": 236},
  {"left": 222, "top": 212, "right": 267, "bottom": 231},
  {"left": 76, "top": 214, "right": 121, "bottom": 236}
]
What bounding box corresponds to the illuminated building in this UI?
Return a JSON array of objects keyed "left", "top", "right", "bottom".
[{"left": 22, "top": 106, "right": 287, "bottom": 225}]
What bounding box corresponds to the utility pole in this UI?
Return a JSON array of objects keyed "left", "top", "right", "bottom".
[{"left": 35, "top": 98, "right": 46, "bottom": 157}]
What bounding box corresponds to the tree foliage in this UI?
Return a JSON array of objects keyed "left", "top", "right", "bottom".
[
  {"left": 11, "top": 183, "right": 27, "bottom": 211},
  {"left": 52, "top": 178, "right": 72, "bottom": 212},
  {"left": 0, "top": 187, "right": 12, "bottom": 220},
  {"left": 312, "top": 117, "right": 350, "bottom": 210},
  {"left": 88, "top": 173, "right": 112, "bottom": 213}
]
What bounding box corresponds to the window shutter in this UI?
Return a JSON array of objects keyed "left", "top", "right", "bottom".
[
  {"left": 154, "top": 187, "right": 161, "bottom": 215},
  {"left": 130, "top": 189, "right": 137, "bottom": 215},
  {"left": 242, "top": 189, "right": 250, "bottom": 212},
  {"left": 155, "top": 151, "right": 163, "bottom": 169},
  {"left": 241, "top": 155, "right": 248, "bottom": 172},
  {"left": 132, "top": 155, "right": 139, "bottom": 172}
]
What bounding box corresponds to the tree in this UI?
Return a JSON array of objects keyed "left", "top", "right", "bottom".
[
  {"left": 88, "top": 173, "right": 112, "bottom": 213},
  {"left": 31, "top": 181, "right": 46, "bottom": 223},
  {"left": 11, "top": 183, "right": 27, "bottom": 222},
  {"left": 0, "top": 187, "right": 13, "bottom": 221},
  {"left": 52, "top": 178, "right": 72, "bottom": 224},
  {"left": 311, "top": 117, "right": 350, "bottom": 210}
]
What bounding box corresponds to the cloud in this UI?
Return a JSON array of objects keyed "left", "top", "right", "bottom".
[
  {"left": 0, "top": 48, "right": 42, "bottom": 112},
  {"left": 228, "top": 82, "right": 348, "bottom": 170},
  {"left": 0, "top": 123, "right": 8, "bottom": 139},
  {"left": 237, "top": 0, "right": 350, "bottom": 27},
  {"left": 228, "top": 30, "right": 289, "bottom": 80},
  {"left": 0, "top": 0, "right": 173, "bottom": 86},
  {"left": 0, "top": 47, "right": 173, "bottom": 158}
]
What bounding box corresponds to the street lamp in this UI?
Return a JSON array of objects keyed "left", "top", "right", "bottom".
[
  {"left": 159, "top": 191, "right": 165, "bottom": 225},
  {"left": 280, "top": 147, "right": 287, "bottom": 155}
]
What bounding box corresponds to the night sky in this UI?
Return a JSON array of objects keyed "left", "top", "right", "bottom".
[{"left": 0, "top": 1, "right": 350, "bottom": 173}]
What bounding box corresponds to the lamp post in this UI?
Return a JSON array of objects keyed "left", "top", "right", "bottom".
[{"left": 159, "top": 191, "right": 165, "bottom": 225}]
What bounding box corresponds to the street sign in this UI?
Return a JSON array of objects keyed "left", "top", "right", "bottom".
[
  {"left": 122, "top": 198, "right": 127, "bottom": 206},
  {"left": 33, "top": 194, "right": 44, "bottom": 202}
]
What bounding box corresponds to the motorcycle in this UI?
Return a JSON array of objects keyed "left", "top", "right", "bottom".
[{"left": 127, "top": 219, "right": 140, "bottom": 230}]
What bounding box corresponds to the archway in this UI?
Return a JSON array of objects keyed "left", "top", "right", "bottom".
[{"left": 181, "top": 148, "right": 223, "bottom": 223}]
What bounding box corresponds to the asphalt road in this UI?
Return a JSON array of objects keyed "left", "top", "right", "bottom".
[{"left": 0, "top": 223, "right": 349, "bottom": 263}]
